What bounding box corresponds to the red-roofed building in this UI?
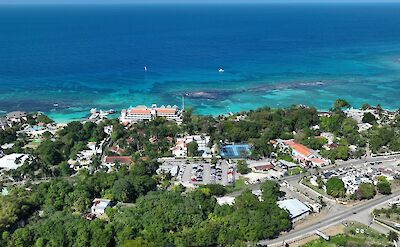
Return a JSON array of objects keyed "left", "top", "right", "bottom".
[
  {"left": 276, "top": 139, "right": 330, "bottom": 167},
  {"left": 120, "top": 104, "right": 183, "bottom": 124},
  {"left": 103, "top": 156, "right": 132, "bottom": 168},
  {"left": 253, "top": 164, "right": 275, "bottom": 172},
  {"left": 283, "top": 140, "right": 313, "bottom": 158}
]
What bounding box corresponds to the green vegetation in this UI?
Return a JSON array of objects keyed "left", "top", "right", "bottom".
[
  {"left": 187, "top": 141, "right": 199, "bottom": 157},
  {"left": 373, "top": 206, "right": 400, "bottom": 230},
  {"left": 362, "top": 112, "right": 377, "bottom": 124},
  {"left": 288, "top": 166, "right": 303, "bottom": 176},
  {"left": 302, "top": 223, "right": 393, "bottom": 247},
  {"left": 368, "top": 126, "right": 400, "bottom": 153},
  {"left": 377, "top": 176, "right": 392, "bottom": 195},
  {"left": 1, "top": 180, "right": 291, "bottom": 246},
  {"left": 302, "top": 178, "right": 326, "bottom": 196},
  {"left": 388, "top": 231, "right": 398, "bottom": 242},
  {"left": 0, "top": 128, "right": 17, "bottom": 146},
  {"left": 1, "top": 101, "right": 399, "bottom": 247},
  {"left": 326, "top": 177, "right": 346, "bottom": 198},
  {"left": 333, "top": 99, "right": 351, "bottom": 110},
  {"left": 236, "top": 160, "right": 251, "bottom": 174},
  {"left": 354, "top": 183, "right": 376, "bottom": 200}
]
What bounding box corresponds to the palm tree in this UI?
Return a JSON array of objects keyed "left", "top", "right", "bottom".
[{"left": 388, "top": 231, "right": 398, "bottom": 242}]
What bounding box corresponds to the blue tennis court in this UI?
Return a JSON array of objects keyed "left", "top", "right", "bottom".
[{"left": 220, "top": 144, "right": 251, "bottom": 158}]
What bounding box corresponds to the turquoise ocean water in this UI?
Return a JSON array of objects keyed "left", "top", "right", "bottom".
[{"left": 0, "top": 4, "right": 400, "bottom": 122}]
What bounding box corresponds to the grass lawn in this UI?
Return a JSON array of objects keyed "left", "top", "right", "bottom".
[
  {"left": 375, "top": 211, "right": 400, "bottom": 230},
  {"left": 288, "top": 167, "right": 304, "bottom": 176},
  {"left": 302, "top": 178, "right": 327, "bottom": 196},
  {"left": 226, "top": 178, "right": 247, "bottom": 193},
  {"left": 302, "top": 223, "right": 392, "bottom": 247}
]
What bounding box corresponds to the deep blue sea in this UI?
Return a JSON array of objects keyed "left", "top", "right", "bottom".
[{"left": 0, "top": 4, "right": 400, "bottom": 122}]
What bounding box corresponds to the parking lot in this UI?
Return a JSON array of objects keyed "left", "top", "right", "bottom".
[{"left": 178, "top": 160, "right": 234, "bottom": 186}]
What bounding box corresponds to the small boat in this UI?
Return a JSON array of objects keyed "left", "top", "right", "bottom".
[
  {"left": 218, "top": 68, "right": 224, "bottom": 73},
  {"left": 53, "top": 103, "right": 59, "bottom": 107},
  {"left": 144, "top": 66, "right": 148, "bottom": 72}
]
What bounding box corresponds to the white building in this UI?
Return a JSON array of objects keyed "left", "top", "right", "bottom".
[
  {"left": 120, "top": 104, "right": 183, "bottom": 124},
  {"left": 91, "top": 198, "right": 111, "bottom": 216},
  {"left": 344, "top": 108, "right": 379, "bottom": 124},
  {"left": 6, "top": 111, "right": 27, "bottom": 123},
  {"left": 216, "top": 196, "right": 236, "bottom": 206},
  {"left": 69, "top": 142, "right": 103, "bottom": 171},
  {"left": 0, "top": 117, "right": 10, "bottom": 130},
  {"left": 276, "top": 139, "right": 329, "bottom": 167},
  {"left": 278, "top": 199, "right": 311, "bottom": 222},
  {"left": 0, "top": 154, "right": 29, "bottom": 170},
  {"left": 171, "top": 135, "right": 212, "bottom": 158}
]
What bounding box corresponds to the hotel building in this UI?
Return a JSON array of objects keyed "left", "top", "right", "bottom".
[{"left": 120, "top": 104, "right": 183, "bottom": 124}]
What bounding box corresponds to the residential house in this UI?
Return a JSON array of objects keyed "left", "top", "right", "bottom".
[
  {"left": 103, "top": 156, "right": 132, "bottom": 170},
  {"left": 171, "top": 135, "right": 211, "bottom": 158},
  {"left": 276, "top": 139, "right": 329, "bottom": 167},
  {"left": 90, "top": 198, "right": 111, "bottom": 216}
]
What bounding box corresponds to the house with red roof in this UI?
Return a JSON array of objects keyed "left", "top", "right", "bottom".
[
  {"left": 253, "top": 164, "right": 275, "bottom": 172},
  {"left": 276, "top": 139, "right": 329, "bottom": 167},
  {"left": 103, "top": 156, "right": 132, "bottom": 170}
]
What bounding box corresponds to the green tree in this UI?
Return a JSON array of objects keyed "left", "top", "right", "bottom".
[
  {"left": 333, "top": 99, "right": 351, "bottom": 110},
  {"left": 388, "top": 231, "right": 398, "bottom": 242},
  {"left": 187, "top": 141, "right": 199, "bottom": 157},
  {"left": 362, "top": 112, "right": 377, "bottom": 124},
  {"left": 260, "top": 180, "right": 282, "bottom": 202},
  {"left": 377, "top": 176, "right": 391, "bottom": 195},
  {"left": 36, "top": 114, "right": 54, "bottom": 124},
  {"left": 201, "top": 184, "right": 227, "bottom": 196},
  {"left": 316, "top": 176, "right": 324, "bottom": 189},
  {"left": 325, "top": 177, "right": 346, "bottom": 198},
  {"left": 112, "top": 179, "right": 135, "bottom": 202},
  {"left": 236, "top": 160, "right": 251, "bottom": 174},
  {"left": 355, "top": 183, "right": 376, "bottom": 200},
  {"left": 121, "top": 238, "right": 155, "bottom": 247}
]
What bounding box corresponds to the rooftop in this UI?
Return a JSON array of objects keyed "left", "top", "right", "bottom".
[
  {"left": 91, "top": 198, "right": 111, "bottom": 211},
  {"left": 278, "top": 199, "right": 310, "bottom": 219},
  {"left": 104, "top": 156, "right": 132, "bottom": 164},
  {"left": 283, "top": 140, "right": 312, "bottom": 157},
  {"left": 6, "top": 111, "right": 27, "bottom": 119},
  {"left": 0, "top": 153, "right": 29, "bottom": 170}
]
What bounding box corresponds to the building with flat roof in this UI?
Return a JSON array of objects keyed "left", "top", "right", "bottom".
[
  {"left": 171, "top": 135, "right": 211, "bottom": 158},
  {"left": 0, "top": 154, "right": 29, "bottom": 170},
  {"left": 216, "top": 196, "right": 236, "bottom": 206},
  {"left": 120, "top": 104, "right": 183, "bottom": 124},
  {"left": 91, "top": 198, "right": 111, "bottom": 216},
  {"left": 278, "top": 199, "right": 311, "bottom": 222}
]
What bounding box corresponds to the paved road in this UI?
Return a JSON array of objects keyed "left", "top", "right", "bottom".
[
  {"left": 228, "top": 154, "right": 400, "bottom": 197},
  {"left": 259, "top": 190, "right": 400, "bottom": 246}
]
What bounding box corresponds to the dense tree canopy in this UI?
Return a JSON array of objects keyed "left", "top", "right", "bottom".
[
  {"left": 326, "top": 177, "right": 346, "bottom": 198},
  {"left": 376, "top": 177, "right": 391, "bottom": 195},
  {"left": 355, "top": 183, "right": 376, "bottom": 200}
]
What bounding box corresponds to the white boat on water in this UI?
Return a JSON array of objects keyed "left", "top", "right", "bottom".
[
  {"left": 144, "top": 66, "right": 148, "bottom": 71},
  {"left": 218, "top": 68, "right": 224, "bottom": 73}
]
